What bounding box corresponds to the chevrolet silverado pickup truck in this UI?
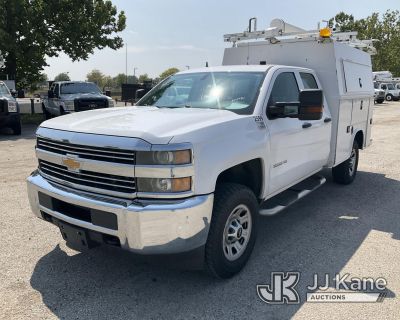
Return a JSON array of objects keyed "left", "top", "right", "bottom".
[
  {"left": 0, "top": 81, "right": 21, "bottom": 135},
  {"left": 27, "top": 20, "right": 374, "bottom": 278},
  {"left": 42, "top": 81, "right": 115, "bottom": 119}
]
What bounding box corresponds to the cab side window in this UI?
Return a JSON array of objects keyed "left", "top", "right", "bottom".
[
  {"left": 54, "top": 84, "right": 60, "bottom": 97},
  {"left": 300, "top": 73, "right": 318, "bottom": 89},
  {"left": 268, "top": 72, "right": 299, "bottom": 107}
]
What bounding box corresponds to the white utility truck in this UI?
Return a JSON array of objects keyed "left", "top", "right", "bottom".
[{"left": 27, "top": 19, "right": 374, "bottom": 278}]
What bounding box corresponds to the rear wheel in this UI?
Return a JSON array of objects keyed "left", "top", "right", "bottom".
[
  {"left": 43, "top": 104, "right": 52, "bottom": 120},
  {"left": 332, "top": 140, "right": 359, "bottom": 185},
  {"left": 205, "top": 183, "right": 258, "bottom": 278}
]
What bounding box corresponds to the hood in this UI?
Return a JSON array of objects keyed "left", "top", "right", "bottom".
[
  {"left": 41, "top": 106, "right": 242, "bottom": 144},
  {"left": 60, "top": 92, "right": 109, "bottom": 100}
]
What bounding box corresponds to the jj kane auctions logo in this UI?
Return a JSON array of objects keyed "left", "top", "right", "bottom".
[{"left": 257, "top": 272, "right": 387, "bottom": 304}]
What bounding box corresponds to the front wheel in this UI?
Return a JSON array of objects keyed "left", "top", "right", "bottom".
[
  {"left": 332, "top": 140, "right": 359, "bottom": 185},
  {"left": 386, "top": 94, "right": 393, "bottom": 101},
  {"left": 205, "top": 183, "right": 258, "bottom": 279},
  {"left": 11, "top": 119, "right": 22, "bottom": 135}
]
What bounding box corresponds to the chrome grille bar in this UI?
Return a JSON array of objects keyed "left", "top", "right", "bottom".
[
  {"left": 39, "top": 160, "right": 136, "bottom": 198},
  {"left": 37, "top": 137, "right": 135, "bottom": 164}
]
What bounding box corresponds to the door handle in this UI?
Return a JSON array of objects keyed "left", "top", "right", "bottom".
[
  {"left": 302, "top": 122, "right": 312, "bottom": 129},
  {"left": 324, "top": 117, "right": 332, "bottom": 123}
]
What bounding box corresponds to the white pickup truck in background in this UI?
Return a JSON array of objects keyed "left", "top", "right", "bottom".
[{"left": 27, "top": 19, "right": 374, "bottom": 278}]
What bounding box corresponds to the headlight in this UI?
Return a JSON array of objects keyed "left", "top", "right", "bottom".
[
  {"left": 7, "top": 101, "right": 17, "bottom": 113},
  {"left": 60, "top": 100, "right": 74, "bottom": 110},
  {"left": 136, "top": 150, "right": 192, "bottom": 165},
  {"left": 65, "top": 100, "right": 75, "bottom": 110},
  {"left": 137, "top": 177, "right": 191, "bottom": 193}
]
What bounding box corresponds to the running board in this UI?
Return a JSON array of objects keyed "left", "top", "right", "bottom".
[{"left": 259, "top": 174, "right": 326, "bottom": 216}]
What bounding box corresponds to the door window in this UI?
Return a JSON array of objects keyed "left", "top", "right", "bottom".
[
  {"left": 268, "top": 72, "right": 299, "bottom": 107},
  {"left": 54, "top": 84, "right": 60, "bottom": 97},
  {"left": 300, "top": 73, "right": 318, "bottom": 89}
]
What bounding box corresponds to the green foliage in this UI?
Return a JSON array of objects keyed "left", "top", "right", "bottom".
[
  {"left": 138, "top": 73, "right": 151, "bottom": 83},
  {"left": 330, "top": 10, "right": 400, "bottom": 76},
  {"left": 54, "top": 72, "right": 71, "bottom": 81},
  {"left": 159, "top": 67, "right": 179, "bottom": 80},
  {"left": 86, "top": 71, "right": 138, "bottom": 88},
  {"left": 86, "top": 69, "right": 105, "bottom": 87},
  {"left": 0, "top": 0, "right": 126, "bottom": 88}
]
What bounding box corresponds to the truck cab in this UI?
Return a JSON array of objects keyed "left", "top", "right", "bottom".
[
  {"left": 374, "top": 82, "right": 400, "bottom": 101},
  {"left": 27, "top": 19, "right": 374, "bottom": 278},
  {"left": 42, "top": 81, "right": 115, "bottom": 119},
  {"left": 0, "top": 81, "right": 21, "bottom": 135}
]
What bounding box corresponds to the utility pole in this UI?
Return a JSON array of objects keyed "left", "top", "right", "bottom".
[
  {"left": 134, "top": 67, "right": 138, "bottom": 78},
  {"left": 125, "top": 43, "right": 128, "bottom": 84},
  {"left": 186, "top": 65, "right": 190, "bottom": 70}
]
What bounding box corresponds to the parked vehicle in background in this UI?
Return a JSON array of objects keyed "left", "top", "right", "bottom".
[
  {"left": 42, "top": 81, "right": 115, "bottom": 119},
  {"left": 0, "top": 81, "right": 21, "bottom": 135},
  {"left": 27, "top": 19, "right": 374, "bottom": 278},
  {"left": 374, "top": 82, "right": 400, "bottom": 101},
  {"left": 374, "top": 88, "right": 385, "bottom": 104}
]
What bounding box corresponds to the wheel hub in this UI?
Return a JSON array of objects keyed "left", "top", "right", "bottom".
[{"left": 223, "top": 204, "right": 252, "bottom": 261}]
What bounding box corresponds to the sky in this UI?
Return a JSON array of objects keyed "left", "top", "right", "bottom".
[{"left": 44, "top": 0, "right": 400, "bottom": 81}]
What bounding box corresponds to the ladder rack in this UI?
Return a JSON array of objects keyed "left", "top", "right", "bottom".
[{"left": 223, "top": 18, "right": 376, "bottom": 55}]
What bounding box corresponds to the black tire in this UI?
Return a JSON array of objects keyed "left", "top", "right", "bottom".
[
  {"left": 332, "top": 140, "right": 359, "bottom": 185},
  {"left": 377, "top": 99, "right": 384, "bottom": 104},
  {"left": 12, "top": 119, "right": 22, "bottom": 135},
  {"left": 43, "top": 104, "right": 52, "bottom": 120},
  {"left": 205, "top": 183, "right": 258, "bottom": 279},
  {"left": 386, "top": 94, "right": 393, "bottom": 101}
]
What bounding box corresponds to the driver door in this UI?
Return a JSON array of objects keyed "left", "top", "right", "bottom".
[{"left": 265, "top": 69, "right": 330, "bottom": 194}]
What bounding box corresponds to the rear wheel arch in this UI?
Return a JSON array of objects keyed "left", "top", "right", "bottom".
[{"left": 354, "top": 130, "right": 364, "bottom": 150}]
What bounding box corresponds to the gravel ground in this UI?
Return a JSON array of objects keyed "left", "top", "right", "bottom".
[{"left": 0, "top": 102, "right": 399, "bottom": 319}]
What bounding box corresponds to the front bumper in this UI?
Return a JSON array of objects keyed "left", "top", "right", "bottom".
[{"left": 27, "top": 171, "right": 214, "bottom": 254}]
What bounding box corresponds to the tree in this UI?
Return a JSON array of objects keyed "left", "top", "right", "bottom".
[
  {"left": 113, "top": 73, "right": 138, "bottom": 87},
  {"left": 330, "top": 10, "right": 400, "bottom": 76},
  {"left": 54, "top": 72, "right": 70, "bottom": 81},
  {"left": 138, "top": 73, "right": 151, "bottom": 83},
  {"left": 0, "top": 0, "right": 126, "bottom": 87},
  {"left": 86, "top": 69, "right": 105, "bottom": 87},
  {"left": 159, "top": 67, "right": 179, "bottom": 80}
]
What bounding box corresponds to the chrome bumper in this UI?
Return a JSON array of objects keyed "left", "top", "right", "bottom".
[{"left": 27, "top": 171, "right": 213, "bottom": 254}]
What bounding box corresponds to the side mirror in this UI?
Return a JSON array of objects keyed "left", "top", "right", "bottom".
[
  {"left": 135, "top": 89, "right": 145, "bottom": 101},
  {"left": 48, "top": 90, "right": 54, "bottom": 98},
  {"left": 104, "top": 90, "right": 111, "bottom": 97},
  {"left": 267, "top": 89, "right": 323, "bottom": 120},
  {"left": 10, "top": 89, "right": 17, "bottom": 98},
  {"left": 298, "top": 89, "right": 323, "bottom": 121}
]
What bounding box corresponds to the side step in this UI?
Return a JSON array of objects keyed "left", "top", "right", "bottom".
[{"left": 259, "top": 174, "right": 326, "bottom": 216}]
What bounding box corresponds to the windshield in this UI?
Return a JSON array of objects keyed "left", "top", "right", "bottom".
[
  {"left": 60, "top": 82, "right": 101, "bottom": 94},
  {"left": 0, "top": 83, "right": 11, "bottom": 96},
  {"left": 138, "top": 72, "right": 265, "bottom": 114}
]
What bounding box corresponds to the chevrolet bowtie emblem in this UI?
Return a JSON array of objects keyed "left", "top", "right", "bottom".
[{"left": 62, "top": 157, "right": 81, "bottom": 171}]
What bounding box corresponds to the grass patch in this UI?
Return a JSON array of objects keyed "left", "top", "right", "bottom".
[{"left": 21, "top": 113, "right": 44, "bottom": 125}]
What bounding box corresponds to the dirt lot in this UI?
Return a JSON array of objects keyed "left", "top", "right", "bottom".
[{"left": 0, "top": 103, "right": 399, "bottom": 319}]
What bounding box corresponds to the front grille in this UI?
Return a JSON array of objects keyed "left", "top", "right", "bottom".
[
  {"left": 37, "top": 137, "right": 135, "bottom": 164},
  {"left": 75, "top": 98, "right": 108, "bottom": 112},
  {"left": 39, "top": 160, "right": 136, "bottom": 197}
]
